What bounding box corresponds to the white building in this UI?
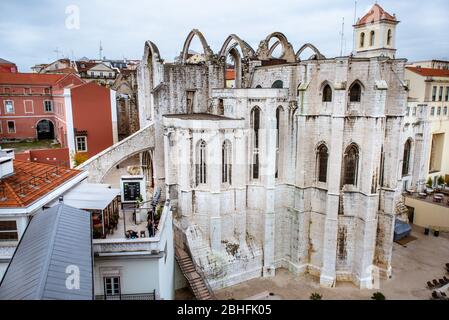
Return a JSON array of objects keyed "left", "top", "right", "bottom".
[{"left": 133, "top": 4, "right": 408, "bottom": 290}]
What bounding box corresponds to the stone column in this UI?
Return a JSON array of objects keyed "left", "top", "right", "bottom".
[
  {"left": 208, "top": 130, "right": 222, "bottom": 252},
  {"left": 320, "top": 88, "right": 345, "bottom": 287},
  {"left": 262, "top": 99, "right": 276, "bottom": 277},
  {"left": 234, "top": 128, "right": 247, "bottom": 243}
]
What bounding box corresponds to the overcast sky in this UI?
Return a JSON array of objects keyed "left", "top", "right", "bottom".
[{"left": 1, "top": 0, "right": 448, "bottom": 71}]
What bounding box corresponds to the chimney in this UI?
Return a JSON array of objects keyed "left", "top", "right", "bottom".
[{"left": 0, "top": 148, "right": 15, "bottom": 179}]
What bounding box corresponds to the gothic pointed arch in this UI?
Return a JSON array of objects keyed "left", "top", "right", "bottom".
[
  {"left": 296, "top": 43, "right": 325, "bottom": 61},
  {"left": 181, "top": 29, "right": 214, "bottom": 64},
  {"left": 218, "top": 34, "right": 255, "bottom": 59},
  {"left": 256, "top": 32, "right": 297, "bottom": 63}
]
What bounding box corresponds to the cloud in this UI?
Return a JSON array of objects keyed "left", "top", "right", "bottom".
[{"left": 0, "top": 0, "right": 448, "bottom": 71}]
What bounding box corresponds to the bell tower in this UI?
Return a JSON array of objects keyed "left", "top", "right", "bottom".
[{"left": 353, "top": 3, "right": 399, "bottom": 58}]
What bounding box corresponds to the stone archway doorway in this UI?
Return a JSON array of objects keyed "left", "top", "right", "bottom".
[{"left": 36, "top": 119, "right": 55, "bottom": 140}]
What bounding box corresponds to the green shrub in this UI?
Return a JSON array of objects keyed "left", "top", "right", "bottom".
[
  {"left": 437, "top": 175, "right": 445, "bottom": 185},
  {"left": 371, "top": 292, "right": 386, "bottom": 300},
  {"left": 426, "top": 177, "right": 433, "bottom": 188},
  {"left": 310, "top": 292, "right": 322, "bottom": 300}
]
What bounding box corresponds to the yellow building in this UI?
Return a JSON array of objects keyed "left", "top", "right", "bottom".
[{"left": 405, "top": 65, "right": 449, "bottom": 186}]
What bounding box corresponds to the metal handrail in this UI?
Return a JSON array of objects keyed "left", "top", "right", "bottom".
[{"left": 183, "top": 244, "right": 216, "bottom": 300}]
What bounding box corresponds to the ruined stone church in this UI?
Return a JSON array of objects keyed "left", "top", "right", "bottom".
[{"left": 137, "top": 4, "right": 407, "bottom": 289}]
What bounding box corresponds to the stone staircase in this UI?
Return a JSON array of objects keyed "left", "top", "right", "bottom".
[
  {"left": 175, "top": 246, "right": 215, "bottom": 300},
  {"left": 396, "top": 200, "right": 410, "bottom": 223}
]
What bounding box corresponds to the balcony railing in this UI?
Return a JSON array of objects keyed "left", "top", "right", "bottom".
[{"left": 95, "top": 291, "right": 156, "bottom": 300}]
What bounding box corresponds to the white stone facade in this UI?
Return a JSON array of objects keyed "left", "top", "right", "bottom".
[{"left": 135, "top": 16, "right": 409, "bottom": 289}]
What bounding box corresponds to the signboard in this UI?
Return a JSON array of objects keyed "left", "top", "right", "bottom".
[{"left": 123, "top": 182, "right": 141, "bottom": 202}]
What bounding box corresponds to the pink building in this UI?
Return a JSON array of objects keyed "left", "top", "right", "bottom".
[{"left": 0, "top": 72, "right": 117, "bottom": 166}]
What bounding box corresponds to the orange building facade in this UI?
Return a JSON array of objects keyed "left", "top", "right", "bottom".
[{"left": 0, "top": 72, "right": 117, "bottom": 167}]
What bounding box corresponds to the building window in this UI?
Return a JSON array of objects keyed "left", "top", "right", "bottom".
[
  {"left": 402, "top": 139, "right": 412, "bottom": 176},
  {"left": 0, "top": 121, "right": 2, "bottom": 133},
  {"left": 109, "top": 72, "right": 112, "bottom": 78},
  {"left": 196, "top": 140, "right": 207, "bottom": 186},
  {"left": 317, "top": 144, "right": 329, "bottom": 183},
  {"left": 430, "top": 107, "right": 435, "bottom": 116},
  {"left": 406, "top": 107, "right": 410, "bottom": 116},
  {"left": 432, "top": 86, "right": 437, "bottom": 101},
  {"left": 412, "top": 107, "right": 417, "bottom": 116},
  {"left": 369, "top": 31, "right": 375, "bottom": 46},
  {"left": 445, "top": 87, "right": 449, "bottom": 101},
  {"left": 44, "top": 100, "right": 53, "bottom": 112},
  {"left": 24, "top": 100, "right": 33, "bottom": 114},
  {"left": 222, "top": 140, "right": 232, "bottom": 184},
  {"left": 271, "top": 80, "right": 283, "bottom": 89},
  {"left": 76, "top": 136, "right": 87, "bottom": 152},
  {"left": 342, "top": 144, "right": 359, "bottom": 186},
  {"left": 217, "top": 99, "right": 224, "bottom": 115},
  {"left": 7, "top": 121, "right": 15, "bottom": 133},
  {"left": 349, "top": 82, "right": 362, "bottom": 102},
  {"left": 4, "top": 100, "right": 14, "bottom": 113},
  {"left": 0, "top": 220, "right": 18, "bottom": 241},
  {"left": 104, "top": 277, "right": 121, "bottom": 296},
  {"left": 444, "top": 106, "right": 448, "bottom": 116},
  {"left": 250, "top": 106, "right": 261, "bottom": 180},
  {"left": 387, "top": 29, "right": 392, "bottom": 45},
  {"left": 100, "top": 72, "right": 104, "bottom": 77},
  {"left": 186, "top": 90, "right": 195, "bottom": 114},
  {"left": 322, "top": 84, "right": 332, "bottom": 102},
  {"left": 437, "top": 107, "right": 441, "bottom": 115},
  {"left": 360, "top": 32, "right": 365, "bottom": 48},
  {"left": 439, "top": 86, "right": 443, "bottom": 101}
]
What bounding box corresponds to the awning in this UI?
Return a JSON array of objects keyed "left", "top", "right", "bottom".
[{"left": 62, "top": 182, "right": 120, "bottom": 210}]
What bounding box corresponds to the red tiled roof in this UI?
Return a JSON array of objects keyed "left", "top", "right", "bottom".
[
  {"left": 355, "top": 4, "right": 397, "bottom": 26},
  {"left": 0, "top": 72, "right": 67, "bottom": 85},
  {"left": 225, "top": 69, "right": 235, "bottom": 80},
  {"left": 0, "top": 160, "right": 81, "bottom": 208},
  {"left": 406, "top": 67, "right": 449, "bottom": 78}
]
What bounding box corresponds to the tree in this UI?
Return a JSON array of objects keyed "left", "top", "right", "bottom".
[{"left": 426, "top": 177, "right": 433, "bottom": 188}]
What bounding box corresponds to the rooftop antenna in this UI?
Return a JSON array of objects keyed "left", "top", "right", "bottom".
[
  {"left": 339, "top": 17, "right": 345, "bottom": 56},
  {"left": 99, "top": 41, "right": 103, "bottom": 61},
  {"left": 53, "top": 47, "right": 62, "bottom": 60},
  {"left": 354, "top": 0, "right": 357, "bottom": 24}
]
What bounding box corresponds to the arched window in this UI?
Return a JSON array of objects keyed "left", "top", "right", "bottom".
[
  {"left": 317, "top": 144, "right": 329, "bottom": 183},
  {"left": 402, "top": 139, "right": 412, "bottom": 176},
  {"left": 349, "top": 82, "right": 362, "bottom": 102},
  {"left": 271, "top": 80, "right": 283, "bottom": 88},
  {"left": 387, "top": 29, "right": 392, "bottom": 46},
  {"left": 196, "top": 140, "right": 207, "bottom": 185},
  {"left": 322, "top": 84, "right": 332, "bottom": 102},
  {"left": 343, "top": 144, "right": 359, "bottom": 186},
  {"left": 275, "top": 106, "right": 284, "bottom": 179},
  {"left": 250, "top": 107, "right": 261, "bottom": 180},
  {"left": 360, "top": 32, "right": 365, "bottom": 48},
  {"left": 370, "top": 31, "right": 375, "bottom": 46},
  {"left": 222, "top": 140, "right": 232, "bottom": 184},
  {"left": 255, "top": 85, "right": 262, "bottom": 88}
]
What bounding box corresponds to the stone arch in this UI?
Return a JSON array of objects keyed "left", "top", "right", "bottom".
[
  {"left": 181, "top": 29, "right": 214, "bottom": 64},
  {"left": 36, "top": 118, "right": 55, "bottom": 140},
  {"left": 348, "top": 80, "right": 365, "bottom": 102},
  {"left": 320, "top": 80, "right": 334, "bottom": 102},
  {"left": 296, "top": 43, "right": 325, "bottom": 61},
  {"left": 218, "top": 34, "right": 255, "bottom": 59},
  {"left": 224, "top": 44, "right": 242, "bottom": 88},
  {"left": 140, "top": 40, "right": 163, "bottom": 123},
  {"left": 256, "top": 32, "right": 297, "bottom": 63}
]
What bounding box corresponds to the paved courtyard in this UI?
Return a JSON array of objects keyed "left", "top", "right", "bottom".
[{"left": 214, "top": 226, "right": 449, "bottom": 300}]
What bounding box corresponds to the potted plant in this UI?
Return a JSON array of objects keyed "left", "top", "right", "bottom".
[
  {"left": 426, "top": 177, "right": 433, "bottom": 189},
  {"left": 434, "top": 228, "right": 440, "bottom": 237},
  {"left": 310, "top": 292, "right": 322, "bottom": 300},
  {"left": 437, "top": 176, "right": 445, "bottom": 188}
]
